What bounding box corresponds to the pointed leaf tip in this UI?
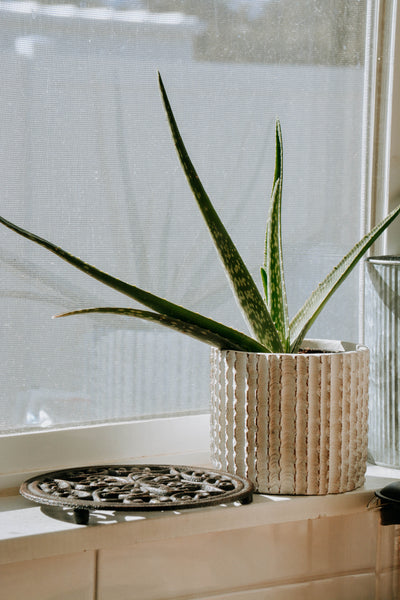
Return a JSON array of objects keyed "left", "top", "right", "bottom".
[{"left": 159, "top": 74, "right": 283, "bottom": 352}]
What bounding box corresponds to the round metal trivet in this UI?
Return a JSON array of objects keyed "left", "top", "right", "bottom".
[{"left": 20, "top": 464, "right": 253, "bottom": 524}]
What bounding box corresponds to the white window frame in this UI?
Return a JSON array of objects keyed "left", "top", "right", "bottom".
[
  {"left": 0, "top": 414, "right": 211, "bottom": 491},
  {"left": 365, "top": 0, "right": 400, "bottom": 253},
  {"left": 1, "top": 0, "right": 399, "bottom": 492}
]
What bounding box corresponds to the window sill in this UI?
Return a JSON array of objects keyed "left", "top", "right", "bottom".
[{"left": 0, "top": 462, "right": 397, "bottom": 567}]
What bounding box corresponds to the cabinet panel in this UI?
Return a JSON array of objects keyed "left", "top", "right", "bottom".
[
  {"left": 0, "top": 550, "right": 95, "bottom": 600},
  {"left": 197, "top": 573, "right": 376, "bottom": 600},
  {"left": 98, "top": 520, "right": 310, "bottom": 600}
]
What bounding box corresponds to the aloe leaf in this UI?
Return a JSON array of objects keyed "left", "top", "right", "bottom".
[
  {"left": 0, "top": 214, "right": 268, "bottom": 353},
  {"left": 263, "top": 121, "right": 289, "bottom": 350},
  {"left": 260, "top": 266, "right": 269, "bottom": 303},
  {"left": 290, "top": 202, "right": 400, "bottom": 352},
  {"left": 158, "top": 72, "right": 283, "bottom": 353},
  {"left": 55, "top": 306, "right": 254, "bottom": 350}
]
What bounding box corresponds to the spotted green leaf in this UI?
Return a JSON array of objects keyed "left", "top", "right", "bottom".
[
  {"left": 262, "top": 120, "right": 289, "bottom": 350},
  {"left": 158, "top": 73, "right": 283, "bottom": 353},
  {"left": 0, "top": 214, "right": 269, "bottom": 353},
  {"left": 56, "top": 306, "right": 266, "bottom": 350},
  {"left": 290, "top": 202, "right": 400, "bottom": 352},
  {"left": 1, "top": 73, "right": 400, "bottom": 358}
]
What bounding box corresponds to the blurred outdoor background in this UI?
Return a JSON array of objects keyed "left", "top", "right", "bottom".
[{"left": 0, "top": 0, "right": 369, "bottom": 431}]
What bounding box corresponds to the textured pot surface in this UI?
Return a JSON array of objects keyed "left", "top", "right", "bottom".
[{"left": 210, "top": 340, "right": 369, "bottom": 495}]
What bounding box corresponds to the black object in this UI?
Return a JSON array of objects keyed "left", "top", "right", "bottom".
[
  {"left": 375, "top": 481, "right": 400, "bottom": 525},
  {"left": 20, "top": 464, "right": 254, "bottom": 525}
]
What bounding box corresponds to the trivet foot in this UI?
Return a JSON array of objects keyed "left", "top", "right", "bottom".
[{"left": 74, "top": 508, "right": 90, "bottom": 525}]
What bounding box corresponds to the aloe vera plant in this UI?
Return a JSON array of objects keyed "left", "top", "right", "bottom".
[{"left": 1, "top": 73, "right": 399, "bottom": 354}]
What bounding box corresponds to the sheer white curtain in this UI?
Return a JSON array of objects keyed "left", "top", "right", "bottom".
[{"left": 0, "top": 0, "right": 370, "bottom": 431}]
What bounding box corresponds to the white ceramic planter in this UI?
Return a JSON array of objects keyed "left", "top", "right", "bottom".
[{"left": 210, "top": 339, "right": 369, "bottom": 495}]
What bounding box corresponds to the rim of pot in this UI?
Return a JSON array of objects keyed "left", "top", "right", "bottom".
[
  {"left": 366, "top": 255, "right": 400, "bottom": 265},
  {"left": 217, "top": 339, "right": 368, "bottom": 356}
]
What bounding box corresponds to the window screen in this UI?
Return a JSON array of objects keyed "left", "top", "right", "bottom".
[{"left": 0, "top": 0, "right": 370, "bottom": 432}]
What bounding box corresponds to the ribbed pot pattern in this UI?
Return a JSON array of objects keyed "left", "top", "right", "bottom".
[
  {"left": 365, "top": 258, "right": 400, "bottom": 468},
  {"left": 210, "top": 343, "right": 369, "bottom": 495}
]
